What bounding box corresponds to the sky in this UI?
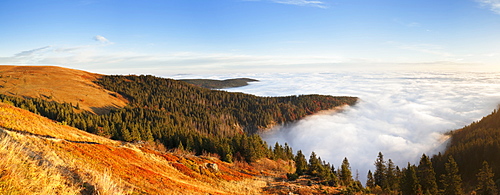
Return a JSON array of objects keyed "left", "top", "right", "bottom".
[{"left": 1, "top": 0, "right": 500, "bottom": 74}]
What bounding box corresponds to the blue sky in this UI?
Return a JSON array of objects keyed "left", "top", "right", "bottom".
[{"left": 1, "top": 0, "right": 500, "bottom": 74}]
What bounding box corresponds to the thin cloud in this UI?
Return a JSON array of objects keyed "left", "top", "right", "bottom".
[
  {"left": 93, "top": 35, "right": 113, "bottom": 44},
  {"left": 273, "top": 0, "right": 328, "bottom": 8},
  {"left": 246, "top": 0, "right": 328, "bottom": 8},
  {"left": 14, "top": 46, "right": 51, "bottom": 58},
  {"left": 476, "top": 0, "right": 500, "bottom": 14}
]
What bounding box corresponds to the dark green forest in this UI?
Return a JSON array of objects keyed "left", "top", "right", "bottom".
[
  {"left": 0, "top": 74, "right": 357, "bottom": 162},
  {"left": 180, "top": 78, "right": 258, "bottom": 89},
  {"left": 432, "top": 108, "right": 500, "bottom": 192}
]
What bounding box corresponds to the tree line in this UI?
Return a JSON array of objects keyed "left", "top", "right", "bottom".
[{"left": 0, "top": 74, "right": 357, "bottom": 163}]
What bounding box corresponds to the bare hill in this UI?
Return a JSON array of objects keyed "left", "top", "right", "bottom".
[{"left": 0, "top": 66, "right": 127, "bottom": 114}]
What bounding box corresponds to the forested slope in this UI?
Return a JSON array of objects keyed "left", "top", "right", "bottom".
[{"left": 432, "top": 108, "right": 500, "bottom": 190}]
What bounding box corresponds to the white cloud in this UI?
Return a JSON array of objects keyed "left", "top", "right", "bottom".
[
  {"left": 272, "top": 0, "right": 327, "bottom": 8},
  {"left": 476, "top": 0, "right": 500, "bottom": 14},
  {"left": 209, "top": 71, "right": 500, "bottom": 183},
  {"left": 93, "top": 35, "right": 112, "bottom": 44}
]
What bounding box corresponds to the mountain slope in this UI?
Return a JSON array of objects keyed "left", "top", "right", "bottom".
[
  {"left": 0, "top": 65, "right": 128, "bottom": 114},
  {"left": 432, "top": 107, "right": 500, "bottom": 190},
  {"left": 0, "top": 102, "right": 272, "bottom": 194},
  {"left": 0, "top": 66, "right": 358, "bottom": 163}
]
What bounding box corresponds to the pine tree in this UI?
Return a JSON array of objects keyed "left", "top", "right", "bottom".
[
  {"left": 441, "top": 156, "right": 463, "bottom": 195},
  {"left": 374, "top": 152, "right": 387, "bottom": 189},
  {"left": 294, "top": 150, "right": 308, "bottom": 175},
  {"left": 417, "top": 154, "right": 438, "bottom": 195},
  {"left": 340, "top": 157, "right": 353, "bottom": 186},
  {"left": 366, "top": 170, "right": 375, "bottom": 189},
  {"left": 308, "top": 151, "right": 322, "bottom": 176},
  {"left": 386, "top": 159, "right": 398, "bottom": 191},
  {"left": 401, "top": 163, "right": 421, "bottom": 195},
  {"left": 476, "top": 161, "right": 498, "bottom": 195}
]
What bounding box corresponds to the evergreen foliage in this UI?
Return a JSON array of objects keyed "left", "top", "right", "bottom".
[
  {"left": 366, "top": 170, "right": 375, "bottom": 189},
  {"left": 385, "top": 159, "right": 399, "bottom": 192},
  {"left": 401, "top": 163, "right": 421, "bottom": 195},
  {"left": 374, "top": 152, "right": 387, "bottom": 189},
  {"left": 476, "top": 161, "right": 498, "bottom": 195},
  {"left": 441, "top": 156, "right": 464, "bottom": 195},
  {"left": 417, "top": 154, "right": 438, "bottom": 195},
  {"left": 432, "top": 108, "right": 500, "bottom": 189},
  {"left": 294, "top": 150, "right": 308, "bottom": 176},
  {"left": 340, "top": 157, "right": 353, "bottom": 186}
]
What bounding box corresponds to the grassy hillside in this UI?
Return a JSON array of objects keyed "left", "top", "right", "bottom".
[
  {"left": 0, "top": 102, "right": 273, "bottom": 194},
  {"left": 0, "top": 65, "right": 128, "bottom": 114},
  {"left": 0, "top": 102, "right": 346, "bottom": 194}
]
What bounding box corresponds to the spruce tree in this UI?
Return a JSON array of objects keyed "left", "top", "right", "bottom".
[
  {"left": 366, "top": 170, "right": 375, "bottom": 189},
  {"left": 340, "top": 157, "right": 353, "bottom": 186},
  {"left": 476, "top": 161, "right": 498, "bottom": 195},
  {"left": 374, "top": 152, "right": 387, "bottom": 189},
  {"left": 308, "top": 151, "right": 322, "bottom": 176},
  {"left": 386, "top": 159, "right": 398, "bottom": 192},
  {"left": 401, "top": 163, "right": 421, "bottom": 195},
  {"left": 417, "top": 154, "right": 438, "bottom": 195},
  {"left": 441, "top": 156, "right": 463, "bottom": 195},
  {"left": 294, "top": 150, "right": 308, "bottom": 176}
]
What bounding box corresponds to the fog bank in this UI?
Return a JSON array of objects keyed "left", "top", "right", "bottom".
[{"left": 172, "top": 71, "right": 500, "bottom": 182}]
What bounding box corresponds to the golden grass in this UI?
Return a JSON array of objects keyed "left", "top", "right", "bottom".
[
  {"left": 0, "top": 133, "right": 81, "bottom": 195},
  {"left": 0, "top": 102, "right": 118, "bottom": 145},
  {"left": 0, "top": 65, "right": 128, "bottom": 114},
  {"left": 0, "top": 102, "right": 272, "bottom": 194}
]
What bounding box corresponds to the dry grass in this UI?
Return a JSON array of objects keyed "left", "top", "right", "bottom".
[
  {"left": 0, "top": 102, "right": 118, "bottom": 145},
  {"left": 0, "top": 102, "right": 274, "bottom": 194},
  {"left": 0, "top": 65, "right": 128, "bottom": 114},
  {"left": 0, "top": 133, "right": 81, "bottom": 195}
]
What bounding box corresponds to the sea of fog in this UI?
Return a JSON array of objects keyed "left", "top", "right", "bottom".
[{"left": 170, "top": 71, "right": 500, "bottom": 181}]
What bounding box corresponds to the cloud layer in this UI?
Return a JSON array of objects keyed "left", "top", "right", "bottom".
[{"left": 175, "top": 71, "right": 500, "bottom": 182}]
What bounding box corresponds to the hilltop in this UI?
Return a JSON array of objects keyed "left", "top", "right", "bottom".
[{"left": 0, "top": 66, "right": 128, "bottom": 114}]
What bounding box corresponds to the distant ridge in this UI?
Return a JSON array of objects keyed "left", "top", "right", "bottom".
[{"left": 180, "top": 78, "right": 258, "bottom": 89}]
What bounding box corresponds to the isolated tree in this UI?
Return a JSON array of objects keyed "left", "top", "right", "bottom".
[
  {"left": 366, "top": 170, "right": 375, "bottom": 189},
  {"left": 441, "top": 156, "right": 463, "bottom": 195},
  {"left": 374, "top": 152, "right": 387, "bottom": 189},
  {"left": 401, "top": 163, "right": 421, "bottom": 195},
  {"left": 340, "top": 157, "right": 353, "bottom": 186},
  {"left": 294, "top": 150, "right": 308, "bottom": 175},
  {"left": 476, "top": 161, "right": 498, "bottom": 195},
  {"left": 417, "top": 154, "right": 438, "bottom": 195}
]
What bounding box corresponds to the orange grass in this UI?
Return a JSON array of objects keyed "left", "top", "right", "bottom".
[{"left": 0, "top": 102, "right": 271, "bottom": 194}]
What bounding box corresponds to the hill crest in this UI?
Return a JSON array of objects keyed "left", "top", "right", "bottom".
[{"left": 0, "top": 65, "right": 128, "bottom": 114}]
